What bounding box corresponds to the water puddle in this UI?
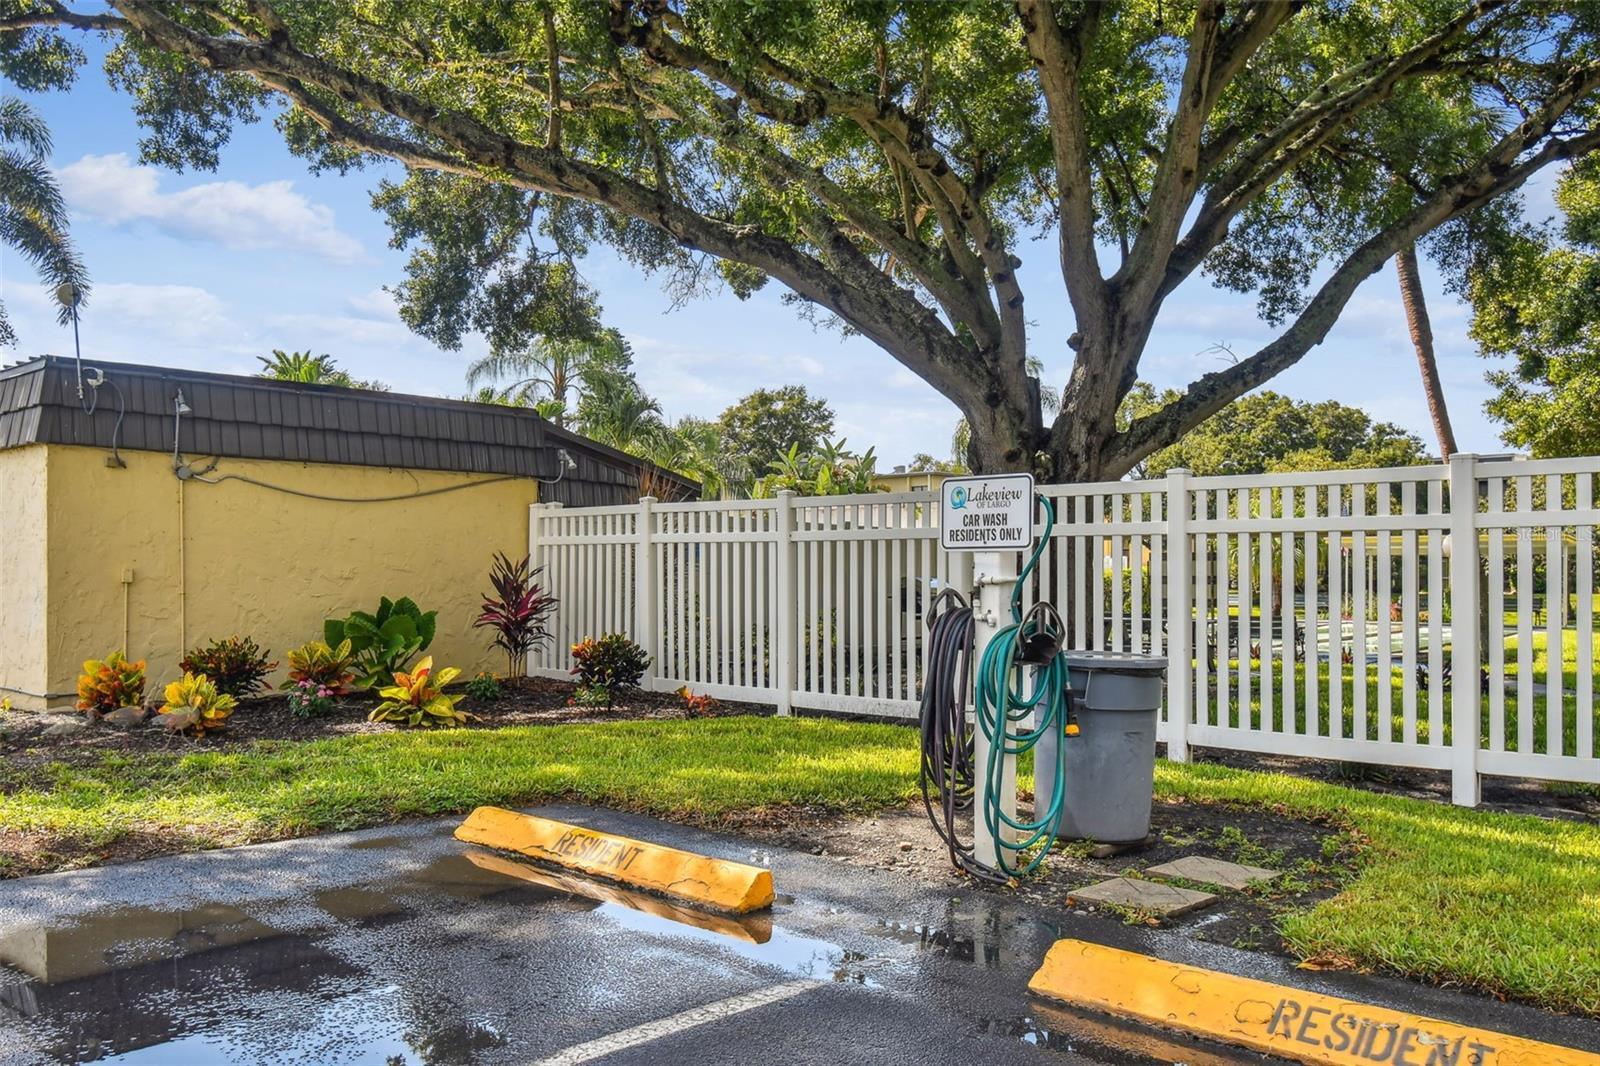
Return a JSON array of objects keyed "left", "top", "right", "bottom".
[
  {"left": 0, "top": 847, "right": 884, "bottom": 1064},
  {"left": 456, "top": 848, "right": 881, "bottom": 986},
  {"left": 1007, "top": 1002, "right": 1258, "bottom": 1066}
]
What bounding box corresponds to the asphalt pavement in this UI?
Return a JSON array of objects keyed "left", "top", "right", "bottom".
[{"left": 0, "top": 804, "right": 1595, "bottom": 1065}]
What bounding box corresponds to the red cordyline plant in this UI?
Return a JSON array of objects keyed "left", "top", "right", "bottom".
[{"left": 473, "top": 553, "right": 558, "bottom": 676}]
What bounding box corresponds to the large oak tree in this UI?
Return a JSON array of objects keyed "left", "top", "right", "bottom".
[{"left": 8, "top": 0, "right": 1600, "bottom": 478}]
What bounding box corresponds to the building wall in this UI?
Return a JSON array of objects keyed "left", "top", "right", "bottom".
[
  {"left": 35, "top": 446, "right": 539, "bottom": 706},
  {"left": 0, "top": 446, "right": 50, "bottom": 705},
  {"left": 873, "top": 471, "right": 950, "bottom": 494}
]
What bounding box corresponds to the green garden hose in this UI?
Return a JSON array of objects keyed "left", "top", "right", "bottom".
[
  {"left": 975, "top": 494, "right": 1072, "bottom": 878},
  {"left": 918, "top": 494, "right": 1072, "bottom": 882}
]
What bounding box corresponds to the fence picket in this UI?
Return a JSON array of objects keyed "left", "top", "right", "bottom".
[
  {"left": 526, "top": 459, "right": 1600, "bottom": 795},
  {"left": 1579, "top": 475, "right": 1594, "bottom": 760}
]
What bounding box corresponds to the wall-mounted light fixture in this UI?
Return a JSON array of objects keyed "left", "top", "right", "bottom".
[{"left": 172, "top": 389, "right": 192, "bottom": 467}]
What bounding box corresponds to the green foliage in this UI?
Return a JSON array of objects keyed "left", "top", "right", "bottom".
[
  {"left": 465, "top": 330, "right": 632, "bottom": 430},
  {"left": 256, "top": 349, "right": 389, "bottom": 391},
  {"left": 0, "top": 95, "right": 88, "bottom": 346},
  {"left": 752, "top": 439, "right": 885, "bottom": 498},
  {"left": 158, "top": 672, "right": 238, "bottom": 736},
  {"left": 368, "top": 657, "right": 470, "bottom": 729},
  {"left": 283, "top": 639, "right": 356, "bottom": 693},
  {"left": 576, "top": 368, "right": 663, "bottom": 454},
  {"left": 466, "top": 672, "right": 502, "bottom": 701},
  {"left": 179, "top": 636, "right": 276, "bottom": 698},
  {"left": 569, "top": 634, "right": 651, "bottom": 708},
  {"left": 325, "top": 597, "right": 437, "bottom": 690},
  {"left": 76, "top": 652, "right": 146, "bottom": 714},
  {"left": 1121, "top": 386, "right": 1429, "bottom": 477},
  {"left": 642, "top": 416, "right": 736, "bottom": 499},
  {"left": 16, "top": 3, "right": 1600, "bottom": 480},
  {"left": 717, "top": 387, "right": 834, "bottom": 494},
  {"left": 1469, "top": 157, "right": 1600, "bottom": 458},
  {"left": 567, "top": 683, "right": 613, "bottom": 709},
  {"left": 907, "top": 453, "right": 965, "bottom": 475},
  {"left": 374, "top": 171, "right": 608, "bottom": 355}
]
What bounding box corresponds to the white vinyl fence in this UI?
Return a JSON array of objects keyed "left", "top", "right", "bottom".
[{"left": 529, "top": 454, "right": 1600, "bottom": 805}]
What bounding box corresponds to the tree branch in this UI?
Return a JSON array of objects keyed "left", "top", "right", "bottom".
[
  {"left": 1106, "top": 101, "right": 1600, "bottom": 476},
  {"left": 1116, "top": 1, "right": 1296, "bottom": 309},
  {"left": 1154, "top": 0, "right": 1506, "bottom": 307},
  {"left": 615, "top": 0, "right": 1025, "bottom": 364},
  {"left": 0, "top": 0, "right": 125, "bottom": 31},
  {"left": 543, "top": 3, "right": 562, "bottom": 152},
  {"left": 104, "top": 0, "right": 986, "bottom": 412},
  {"left": 1017, "top": 0, "right": 1108, "bottom": 339}
]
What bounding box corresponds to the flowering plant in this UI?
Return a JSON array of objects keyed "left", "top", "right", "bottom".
[{"left": 287, "top": 678, "right": 336, "bottom": 718}]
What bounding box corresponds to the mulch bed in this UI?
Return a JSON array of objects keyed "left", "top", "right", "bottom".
[{"left": 0, "top": 676, "right": 772, "bottom": 774}]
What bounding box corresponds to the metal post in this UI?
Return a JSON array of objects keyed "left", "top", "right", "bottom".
[
  {"left": 1448, "top": 453, "right": 1482, "bottom": 807},
  {"left": 1165, "top": 469, "right": 1193, "bottom": 762},
  {"left": 973, "top": 549, "right": 1019, "bottom": 864},
  {"left": 774, "top": 490, "right": 796, "bottom": 715},
  {"left": 636, "top": 496, "right": 658, "bottom": 689}
]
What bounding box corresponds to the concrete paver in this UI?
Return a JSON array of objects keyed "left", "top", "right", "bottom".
[
  {"left": 1144, "top": 854, "right": 1280, "bottom": 890},
  {"left": 1065, "top": 876, "right": 1217, "bottom": 917}
]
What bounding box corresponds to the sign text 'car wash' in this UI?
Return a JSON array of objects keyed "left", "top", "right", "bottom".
[{"left": 940, "top": 473, "right": 1036, "bottom": 551}]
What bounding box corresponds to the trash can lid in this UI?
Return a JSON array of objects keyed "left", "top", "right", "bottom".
[{"left": 1063, "top": 649, "right": 1168, "bottom": 676}]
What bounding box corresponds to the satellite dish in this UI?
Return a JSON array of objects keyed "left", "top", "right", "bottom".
[{"left": 54, "top": 282, "right": 82, "bottom": 309}]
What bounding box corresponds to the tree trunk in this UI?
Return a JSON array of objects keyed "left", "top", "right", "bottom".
[{"left": 1395, "top": 243, "right": 1458, "bottom": 459}]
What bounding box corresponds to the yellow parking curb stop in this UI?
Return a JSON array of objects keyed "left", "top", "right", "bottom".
[
  {"left": 453, "top": 807, "right": 774, "bottom": 914},
  {"left": 1028, "top": 939, "right": 1600, "bottom": 1066},
  {"left": 463, "top": 849, "right": 773, "bottom": 943}
]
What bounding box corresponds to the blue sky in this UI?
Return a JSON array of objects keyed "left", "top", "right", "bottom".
[{"left": 0, "top": 41, "right": 1542, "bottom": 468}]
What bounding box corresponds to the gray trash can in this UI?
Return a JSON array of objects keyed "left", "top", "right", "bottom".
[{"left": 1036, "top": 651, "right": 1168, "bottom": 843}]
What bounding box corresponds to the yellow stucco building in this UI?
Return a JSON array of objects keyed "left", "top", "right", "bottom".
[
  {"left": 872, "top": 466, "right": 955, "bottom": 494},
  {"left": 0, "top": 357, "right": 693, "bottom": 709}
]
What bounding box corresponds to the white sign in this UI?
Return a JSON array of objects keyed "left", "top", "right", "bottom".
[{"left": 939, "top": 473, "right": 1036, "bottom": 551}]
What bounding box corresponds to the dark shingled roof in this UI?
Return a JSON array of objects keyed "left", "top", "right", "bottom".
[{"left": 0, "top": 356, "right": 696, "bottom": 506}]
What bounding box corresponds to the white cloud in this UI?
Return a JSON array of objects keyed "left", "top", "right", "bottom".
[
  {"left": 91, "top": 283, "right": 235, "bottom": 342},
  {"left": 268, "top": 310, "right": 415, "bottom": 348},
  {"left": 57, "top": 153, "right": 366, "bottom": 264},
  {"left": 346, "top": 287, "right": 401, "bottom": 320}
]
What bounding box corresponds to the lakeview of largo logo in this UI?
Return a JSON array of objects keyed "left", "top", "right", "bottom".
[{"left": 939, "top": 472, "right": 1036, "bottom": 552}]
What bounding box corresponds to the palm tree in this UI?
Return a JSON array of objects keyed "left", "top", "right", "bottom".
[
  {"left": 257, "top": 349, "right": 389, "bottom": 390},
  {"left": 466, "top": 382, "right": 540, "bottom": 407},
  {"left": 0, "top": 97, "right": 87, "bottom": 346},
  {"left": 576, "top": 371, "right": 663, "bottom": 454},
  {"left": 466, "top": 330, "right": 629, "bottom": 429},
  {"left": 258, "top": 350, "right": 344, "bottom": 383},
  {"left": 648, "top": 417, "right": 740, "bottom": 499},
  {"left": 1395, "top": 244, "right": 1458, "bottom": 459}
]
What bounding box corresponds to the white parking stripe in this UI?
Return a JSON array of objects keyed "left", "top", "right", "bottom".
[{"left": 532, "top": 980, "right": 817, "bottom": 1066}]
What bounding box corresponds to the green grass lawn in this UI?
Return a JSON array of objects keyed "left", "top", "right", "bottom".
[
  {"left": 3, "top": 716, "right": 1599, "bottom": 1014},
  {"left": 1504, "top": 627, "right": 1600, "bottom": 692},
  {"left": 1204, "top": 657, "right": 1600, "bottom": 758}
]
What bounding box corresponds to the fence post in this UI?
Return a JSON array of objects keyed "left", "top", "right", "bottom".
[
  {"left": 1165, "top": 470, "right": 1193, "bottom": 763},
  {"left": 1448, "top": 453, "right": 1482, "bottom": 807},
  {"left": 774, "top": 491, "right": 796, "bottom": 715},
  {"left": 636, "top": 496, "right": 658, "bottom": 690},
  {"left": 528, "top": 501, "right": 560, "bottom": 675}
]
